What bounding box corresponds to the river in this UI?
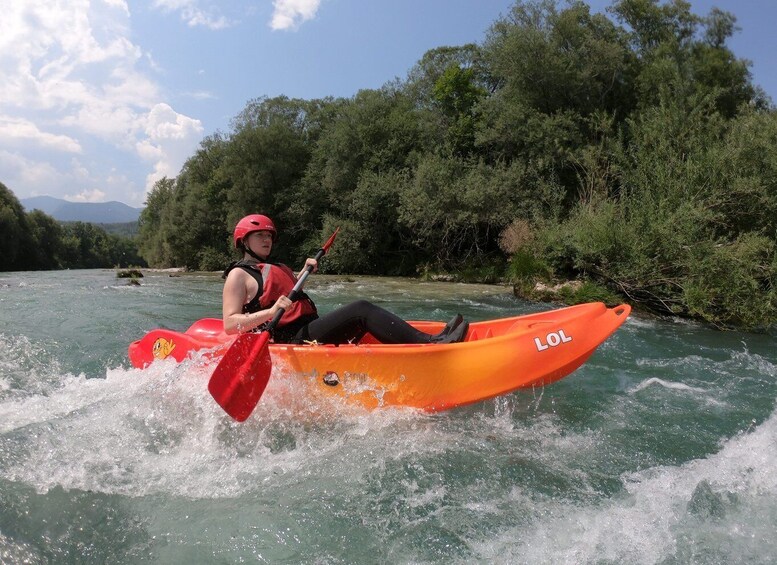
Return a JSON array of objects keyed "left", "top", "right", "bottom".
[{"left": 0, "top": 269, "right": 775, "bottom": 563}]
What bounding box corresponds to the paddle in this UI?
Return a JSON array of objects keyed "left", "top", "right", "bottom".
[{"left": 208, "top": 228, "right": 340, "bottom": 421}]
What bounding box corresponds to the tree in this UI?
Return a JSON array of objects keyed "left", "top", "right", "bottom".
[
  {"left": 406, "top": 44, "right": 491, "bottom": 106},
  {"left": 117, "top": 0, "right": 777, "bottom": 328},
  {"left": 222, "top": 96, "right": 316, "bottom": 263},
  {"left": 482, "top": 0, "right": 637, "bottom": 118},
  {"left": 610, "top": 0, "right": 763, "bottom": 116},
  {"left": 298, "top": 88, "right": 428, "bottom": 269},
  {"left": 0, "top": 182, "right": 35, "bottom": 271},
  {"left": 431, "top": 64, "right": 488, "bottom": 156},
  {"left": 26, "top": 210, "right": 65, "bottom": 268},
  {"left": 137, "top": 177, "right": 177, "bottom": 267},
  {"left": 164, "top": 134, "right": 232, "bottom": 270}
]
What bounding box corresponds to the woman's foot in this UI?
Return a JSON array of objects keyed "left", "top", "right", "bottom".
[
  {"left": 431, "top": 320, "right": 469, "bottom": 344},
  {"left": 440, "top": 314, "right": 463, "bottom": 336}
]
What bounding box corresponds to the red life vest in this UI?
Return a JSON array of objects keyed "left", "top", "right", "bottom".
[{"left": 224, "top": 260, "right": 318, "bottom": 328}]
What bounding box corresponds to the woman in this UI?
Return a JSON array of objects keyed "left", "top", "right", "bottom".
[{"left": 222, "top": 214, "right": 469, "bottom": 345}]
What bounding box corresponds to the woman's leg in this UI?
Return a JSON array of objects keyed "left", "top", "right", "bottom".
[{"left": 294, "top": 300, "right": 448, "bottom": 345}]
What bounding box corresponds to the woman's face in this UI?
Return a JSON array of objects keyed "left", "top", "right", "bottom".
[{"left": 245, "top": 230, "right": 273, "bottom": 258}]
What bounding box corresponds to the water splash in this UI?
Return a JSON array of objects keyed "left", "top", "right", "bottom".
[
  {"left": 0, "top": 333, "right": 69, "bottom": 401},
  {"left": 630, "top": 377, "right": 708, "bottom": 394},
  {"left": 467, "top": 405, "right": 777, "bottom": 564}
]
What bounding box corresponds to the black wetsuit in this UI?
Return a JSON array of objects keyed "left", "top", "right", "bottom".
[{"left": 292, "top": 299, "right": 435, "bottom": 345}]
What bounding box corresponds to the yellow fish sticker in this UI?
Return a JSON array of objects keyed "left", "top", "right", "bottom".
[{"left": 152, "top": 337, "right": 176, "bottom": 360}]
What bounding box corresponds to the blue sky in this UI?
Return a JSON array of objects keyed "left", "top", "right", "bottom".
[{"left": 2, "top": 0, "right": 776, "bottom": 208}]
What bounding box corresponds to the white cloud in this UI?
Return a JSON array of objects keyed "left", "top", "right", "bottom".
[
  {"left": 102, "top": 0, "right": 129, "bottom": 15},
  {"left": 151, "top": 0, "right": 231, "bottom": 30},
  {"left": 183, "top": 90, "right": 217, "bottom": 100},
  {"left": 70, "top": 158, "right": 94, "bottom": 182},
  {"left": 137, "top": 103, "right": 204, "bottom": 191},
  {"left": 0, "top": 0, "right": 205, "bottom": 205},
  {"left": 0, "top": 116, "right": 82, "bottom": 153},
  {"left": 0, "top": 147, "right": 148, "bottom": 207},
  {"left": 68, "top": 188, "right": 107, "bottom": 202},
  {"left": 270, "top": 0, "right": 321, "bottom": 31},
  {"left": 0, "top": 150, "right": 61, "bottom": 190}
]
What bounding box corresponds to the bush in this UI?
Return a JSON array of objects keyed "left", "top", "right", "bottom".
[
  {"left": 683, "top": 234, "right": 777, "bottom": 329},
  {"left": 198, "top": 247, "right": 232, "bottom": 272}
]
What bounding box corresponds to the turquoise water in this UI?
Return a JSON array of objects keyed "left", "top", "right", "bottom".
[{"left": 1, "top": 269, "right": 775, "bottom": 564}]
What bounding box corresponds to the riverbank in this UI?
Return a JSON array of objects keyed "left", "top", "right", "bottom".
[
  {"left": 125, "top": 266, "right": 771, "bottom": 333},
  {"left": 127, "top": 267, "right": 650, "bottom": 327}
]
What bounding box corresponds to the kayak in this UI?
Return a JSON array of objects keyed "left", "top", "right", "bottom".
[{"left": 128, "top": 302, "right": 630, "bottom": 411}]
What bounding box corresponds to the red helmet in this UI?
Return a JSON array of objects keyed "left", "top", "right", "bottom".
[{"left": 233, "top": 214, "right": 277, "bottom": 248}]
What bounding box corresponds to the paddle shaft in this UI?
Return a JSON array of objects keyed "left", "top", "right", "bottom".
[
  {"left": 263, "top": 227, "right": 339, "bottom": 335},
  {"left": 264, "top": 247, "right": 326, "bottom": 333}
]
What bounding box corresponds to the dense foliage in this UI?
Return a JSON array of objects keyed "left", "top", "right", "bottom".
[
  {"left": 0, "top": 182, "right": 145, "bottom": 270},
  {"left": 5, "top": 0, "right": 777, "bottom": 328}
]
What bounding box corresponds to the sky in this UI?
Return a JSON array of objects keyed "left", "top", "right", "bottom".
[{"left": 2, "top": 0, "right": 776, "bottom": 209}]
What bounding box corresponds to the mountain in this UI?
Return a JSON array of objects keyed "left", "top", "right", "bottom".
[{"left": 21, "top": 196, "right": 143, "bottom": 223}]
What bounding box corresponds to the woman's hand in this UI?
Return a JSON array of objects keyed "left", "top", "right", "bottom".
[
  {"left": 270, "top": 295, "right": 292, "bottom": 315},
  {"left": 298, "top": 258, "right": 318, "bottom": 279}
]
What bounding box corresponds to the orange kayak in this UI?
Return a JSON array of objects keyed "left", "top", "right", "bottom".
[{"left": 129, "top": 302, "right": 630, "bottom": 411}]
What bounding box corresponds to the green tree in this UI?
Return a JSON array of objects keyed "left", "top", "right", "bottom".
[
  {"left": 298, "top": 88, "right": 427, "bottom": 268},
  {"left": 476, "top": 0, "right": 637, "bottom": 208},
  {"left": 406, "top": 44, "right": 491, "bottom": 106},
  {"left": 0, "top": 182, "right": 35, "bottom": 271},
  {"left": 432, "top": 64, "right": 487, "bottom": 156},
  {"left": 304, "top": 88, "right": 426, "bottom": 204},
  {"left": 213, "top": 96, "right": 322, "bottom": 265},
  {"left": 482, "top": 0, "right": 636, "bottom": 118},
  {"left": 610, "top": 0, "right": 763, "bottom": 116},
  {"left": 137, "top": 177, "right": 177, "bottom": 267},
  {"left": 321, "top": 170, "right": 411, "bottom": 274},
  {"left": 27, "top": 210, "right": 65, "bottom": 268},
  {"left": 164, "top": 134, "right": 232, "bottom": 270},
  {"left": 120, "top": 0, "right": 777, "bottom": 328}
]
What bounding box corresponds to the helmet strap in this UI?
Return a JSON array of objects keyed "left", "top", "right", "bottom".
[{"left": 242, "top": 243, "right": 267, "bottom": 262}]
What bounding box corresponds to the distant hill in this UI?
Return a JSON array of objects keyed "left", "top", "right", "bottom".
[{"left": 21, "top": 196, "right": 142, "bottom": 223}]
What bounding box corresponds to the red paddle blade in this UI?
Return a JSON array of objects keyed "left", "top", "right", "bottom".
[
  {"left": 322, "top": 226, "right": 340, "bottom": 253},
  {"left": 207, "top": 332, "right": 272, "bottom": 422}
]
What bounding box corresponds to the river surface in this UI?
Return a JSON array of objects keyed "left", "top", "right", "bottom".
[{"left": 0, "top": 269, "right": 775, "bottom": 564}]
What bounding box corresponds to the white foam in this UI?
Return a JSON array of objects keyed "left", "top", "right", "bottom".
[
  {"left": 0, "top": 334, "right": 67, "bottom": 400},
  {"left": 630, "top": 377, "right": 708, "bottom": 394},
  {"left": 0, "top": 353, "right": 434, "bottom": 499},
  {"left": 470, "top": 407, "right": 777, "bottom": 563}
]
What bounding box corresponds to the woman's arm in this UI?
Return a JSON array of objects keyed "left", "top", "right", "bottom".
[{"left": 222, "top": 270, "right": 291, "bottom": 334}]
